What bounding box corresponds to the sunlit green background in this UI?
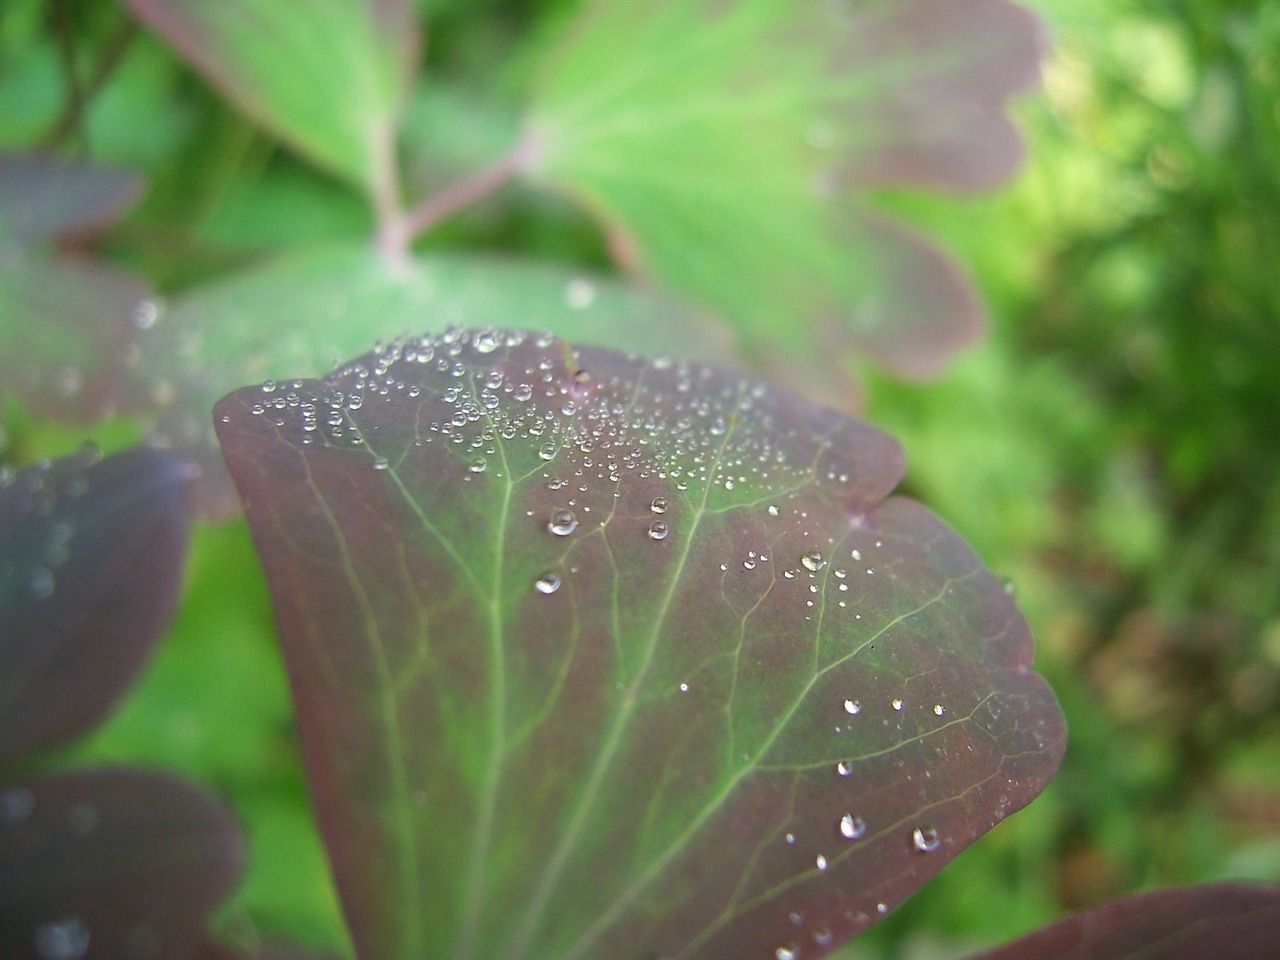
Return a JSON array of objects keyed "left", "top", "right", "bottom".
[{"left": 3, "top": 1, "right": 1279, "bottom": 957}]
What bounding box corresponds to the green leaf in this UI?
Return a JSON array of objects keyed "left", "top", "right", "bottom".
[
  {"left": 124, "top": 0, "right": 419, "bottom": 190},
  {"left": 134, "top": 246, "right": 732, "bottom": 517},
  {"left": 524, "top": 0, "right": 1043, "bottom": 380},
  {"left": 215, "top": 329, "right": 1065, "bottom": 960}
]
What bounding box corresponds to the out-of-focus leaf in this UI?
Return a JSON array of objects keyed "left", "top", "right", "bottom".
[
  {"left": 0, "top": 446, "right": 190, "bottom": 766},
  {"left": 524, "top": 0, "right": 1043, "bottom": 383},
  {"left": 124, "top": 0, "right": 418, "bottom": 190},
  {"left": 0, "top": 767, "right": 244, "bottom": 960},
  {"left": 399, "top": 83, "right": 522, "bottom": 199},
  {"left": 215, "top": 329, "right": 1065, "bottom": 960},
  {"left": 965, "top": 883, "right": 1280, "bottom": 960},
  {"left": 136, "top": 245, "right": 732, "bottom": 518},
  {"left": 0, "top": 153, "right": 143, "bottom": 245},
  {"left": 0, "top": 248, "right": 159, "bottom": 423}
]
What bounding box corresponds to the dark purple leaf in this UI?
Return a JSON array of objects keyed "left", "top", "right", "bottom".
[
  {"left": 965, "top": 883, "right": 1280, "bottom": 960},
  {"left": 0, "top": 153, "right": 143, "bottom": 246},
  {"left": 0, "top": 767, "right": 245, "bottom": 960},
  {"left": 0, "top": 446, "right": 191, "bottom": 766},
  {"left": 0, "top": 249, "right": 159, "bottom": 423},
  {"left": 215, "top": 329, "right": 1065, "bottom": 960}
]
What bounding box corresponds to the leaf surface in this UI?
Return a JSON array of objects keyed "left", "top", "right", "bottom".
[
  {"left": 134, "top": 246, "right": 732, "bottom": 517},
  {"left": 215, "top": 329, "right": 1065, "bottom": 960},
  {"left": 0, "top": 446, "right": 191, "bottom": 766},
  {"left": 0, "top": 768, "right": 244, "bottom": 959},
  {"left": 965, "top": 883, "right": 1280, "bottom": 960},
  {"left": 524, "top": 0, "right": 1043, "bottom": 380},
  {"left": 0, "top": 153, "right": 143, "bottom": 245},
  {"left": 125, "top": 0, "right": 418, "bottom": 190}
]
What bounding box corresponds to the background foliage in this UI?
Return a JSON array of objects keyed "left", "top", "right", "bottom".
[{"left": 2, "top": 0, "right": 1279, "bottom": 957}]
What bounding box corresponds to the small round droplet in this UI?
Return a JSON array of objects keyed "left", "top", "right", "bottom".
[
  {"left": 912, "top": 826, "right": 941, "bottom": 852},
  {"left": 933, "top": 703, "right": 945, "bottom": 717},
  {"left": 35, "top": 918, "right": 89, "bottom": 960},
  {"left": 372, "top": 457, "right": 390, "bottom": 471},
  {"left": 839, "top": 814, "right": 867, "bottom": 839},
  {"left": 534, "top": 572, "right": 561, "bottom": 595},
  {"left": 775, "top": 947, "right": 798, "bottom": 960},
  {"left": 538, "top": 441, "right": 558, "bottom": 461},
  {"left": 801, "top": 551, "right": 826, "bottom": 572},
  {"left": 565, "top": 278, "right": 597, "bottom": 309},
  {"left": 647, "top": 520, "right": 669, "bottom": 541},
  {"left": 469, "top": 456, "right": 488, "bottom": 473},
  {"left": 473, "top": 329, "right": 500, "bottom": 353},
  {"left": 815, "top": 854, "right": 828, "bottom": 871},
  {"left": 836, "top": 761, "right": 853, "bottom": 777},
  {"left": 767, "top": 504, "right": 780, "bottom": 517},
  {"left": 649, "top": 496, "right": 667, "bottom": 514},
  {"left": 548, "top": 509, "right": 578, "bottom": 536},
  {"left": 843, "top": 699, "right": 860, "bottom": 715},
  {"left": 891, "top": 698, "right": 903, "bottom": 711}
]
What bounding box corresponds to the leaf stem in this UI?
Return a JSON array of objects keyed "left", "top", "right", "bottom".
[{"left": 399, "top": 134, "right": 539, "bottom": 243}]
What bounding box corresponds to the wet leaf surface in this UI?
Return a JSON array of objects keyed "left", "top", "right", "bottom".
[
  {"left": 0, "top": 767, "right": 245, "bottom": 960},
  {"left": 965, "top": 883, "right": 1280, "bottom": 960},
  {"left": 0, "top": 446, "right": 191, "bottom": 766},
  {"left": 0, "top": 153, "right": 143, "bottom": 246},
  {"left": 525, "top": 0, "right": 1042, "bottom": 382},
  {"left": 125, "top": 0, "right": 418, "bottom": 190},
  {"left": 135, "top": 246, "right": 732, "bottom": 518},
  {"left": 215, "top": 329, "right": 1065, "bottom": 960}
]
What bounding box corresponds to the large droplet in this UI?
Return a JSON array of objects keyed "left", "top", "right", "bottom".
[
  {"left": 35, "top": 918, "right": 90, "bottom": 960},
  {"left": 912, "top": 825, "right": 941, "bottom": 852},
  {"left": 843, "top": 699, "right": 860, "bottom": 715},
  {"left": 801, "top": 551, "right": 826, "bottom": 572},
  {"left": 534, "top": 572, "right": 561, "bottom": 595},
  {"left": 839, "top": 814, "right": 867, "bottom": 839},
  {"left": 468, "top": 456, "right": 488, "bottom": 474},
  {"left": 647, "top": 520, "right": 669, "bottom": 541},
  {"left": 538, "top": 441, "right": 558, "bottom": 461},
  {"left": 649, "top": 496, "right": 667, "bottom": 514},
  {"left": 547, "top": 509, "right": 578, "bottom": 536},
  {"left": 836, "top": 761, "right": 853, "bottom": 777}
]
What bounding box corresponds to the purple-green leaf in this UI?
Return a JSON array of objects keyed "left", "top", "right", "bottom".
[
  {"left": 0, "top": 767, "right": 245, "bottom": 959},
  {"left": 0, "top": 153, "right": 144, "bottom": 246},
  {"left": 125, "top": 0, "right": 418, "bottom": 191},
  {"left": 215, "top": 329, "right": 1065, "bottom": 960},
  {"left": 0, "top": 446, "right": 191, "bottom": 766},
  {"left": 525, "top": 0, "right": 1043, "bottom": 385},
  {"left": 965, "top": 883, "right": 1280, "bottom": 960}
]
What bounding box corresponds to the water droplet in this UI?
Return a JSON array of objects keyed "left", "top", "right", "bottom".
[
  {"left": 473, "top": 328, "right": 500, "bottom": 353},
  {"left": 548, "top": 509, "right": 578, "bottom": 536},
  {"left": 469, "top": 456, "right": 487, "bottom": 473},
  {"left": 839, "top": 814, "right": 867, "bottom": 839},
  {"left": 679, "top": 682, "right": 689, "bottom": 692},
  {"left": 801, "top": 551, "right": 825, "bottom": 572},
  {"left": 788, "top": 911, "right": 804, "bottom": 926},
  {"left": 785, "top": 832, "right": 796, "bottom": 844},
  {"left": 538, "top": 442, "right": 558, "bottom": 461},
  {"left": 815, "top": 854, "right": 828, "bottom": 871},
  {"left": 812, "top": 928, "right": 833, "bottom": 948},
  {"left": 843, "top": 699, "right": 860, "bottom": 715},
  {"left": 891, "top": 698, "right": 903, "bottom": 711},
  {"left": 372, "top": 457, "right": 390, "bottom": 471},
  {"left": 132, "top": 299, "right": 159, "bottom": 330},
  {"left": 647, "top": 520, "right": 669, "bottom": 540},
  {"left": 565, "top": 277, "right": 597, "bottom": 309},
  {"left": 767, "top": 504, "right": 780, "bottom": 517},
  {"left": 933, "top": 704, "right": 945, "bottom": 717},
  {"left": 534, "top": 572, "right": 561, "bottom": 595},
  {"left": 1, "top": 787, "right": 34, "bottom": 824},
  {"left": 836, "top": 761, "right": 853, "bottom": 777},
  {"left": 1001, "top": 575, "right": 1017, "bottom": 596},
  {"left": 35, "top": 918, "right": 89, "bottom": 960},
  {"left": 775, "top": 947, "right": 798, "bottom": 960},
  {"left": 513, "top": 383, "right": 533, "bottom": 402},
  {"left": 649, "top": 496, "right": 667, "bottom": 514},
  {"left": 912, "top": 826, "right": 941, "bottom": 852},
  {"left": 260, "top": 379, "right": 277, "bottom": 393}
]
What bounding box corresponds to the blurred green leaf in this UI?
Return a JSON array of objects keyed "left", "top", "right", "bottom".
[{"left": 125, "top": 0, "right": 420, "bottom": 191}]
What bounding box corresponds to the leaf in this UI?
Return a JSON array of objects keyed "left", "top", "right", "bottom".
[
  {"left": 0, "top": 248, "right": 159, "bottom": 423},
  {"left": 214, "top": 329, "right": 1065, "bottom": 960},
  {"left": 0, "top": 767, "right": 244, "bottom": 960},
  {"left": 964, "top": 883, "right": 1280, "bottom": 960},
  {"left": 124, "top": 0, "right": 418, "bottom": 190},
  {"left": 524, "top": 0, "right": 1043, "bottom": 382},
  {"left": 133, "top": 245, "right": 732, "bottom": 518},
  {"left": 0, "top": 153, "right": 143, "bottom": 246},
  {"left": 0, "top": 446, "right": 191, "bottom": 766}
]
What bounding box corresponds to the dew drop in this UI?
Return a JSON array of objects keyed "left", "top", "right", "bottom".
[
  {"left": 767, "top": 504, "right": 780, "bottom": 517},
  {"left": 649, "top": 496, "right": 667, "bottom": 514},
  {"left": 647, "top": 520, "right": 669, "bottom": 541},
  {"left": 473, "top": 328, "right": 500, "bottom": 353},
  {"left": 565, "top": 277, "right": 597, "bottom": 309},
  {"left": 912, "top": 826, "right": 941, "bottom": 852},
  {"left": 35, "top": 918, "right": 89, "bottom": 960},
  {"left": 132, "top": 299, "right": 159, "bottom": 330},
  {"left": 836, "top": 761, "right": 853, "bottom": 777},
  {"left": 538, "top": 442, "right": 558, "bottom": 461},
  {"left": 813, "top": 928, "right": 833, "bottom": 948},
  {"left": 843, "top": 699, "right": 860, "bottom": 715},
  {"left": 891, "top": 698, "right": 903, "bottom": 711},
  {"left": 513, "top": 383, "right": 533, "bottom": 402},
  {"left": 933, "top": 704, "right": 945, "bottom": 717},
  {"left": 801, "top": 551, "right": 826, "bottom": 572},
  {"left": 775, "top": 947, "right": 798, "bottom": 960},
  {"left": 469, "top": 456, "right": 488, "bottom": 474},
  {"left": 548, "top": 509, "right": 578, "bottom": 536},
  {"left": 372, "top": 457, "right": 390, "bottom": 471},
  {"left": 534, "top": 572, "right": 561, "bottom": 595},
  {"left": 815, "top": 854, "right": 828, "bottom": 871},
  {"left": 839, "top": 814, "right": 867, "bottom": 839}
]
